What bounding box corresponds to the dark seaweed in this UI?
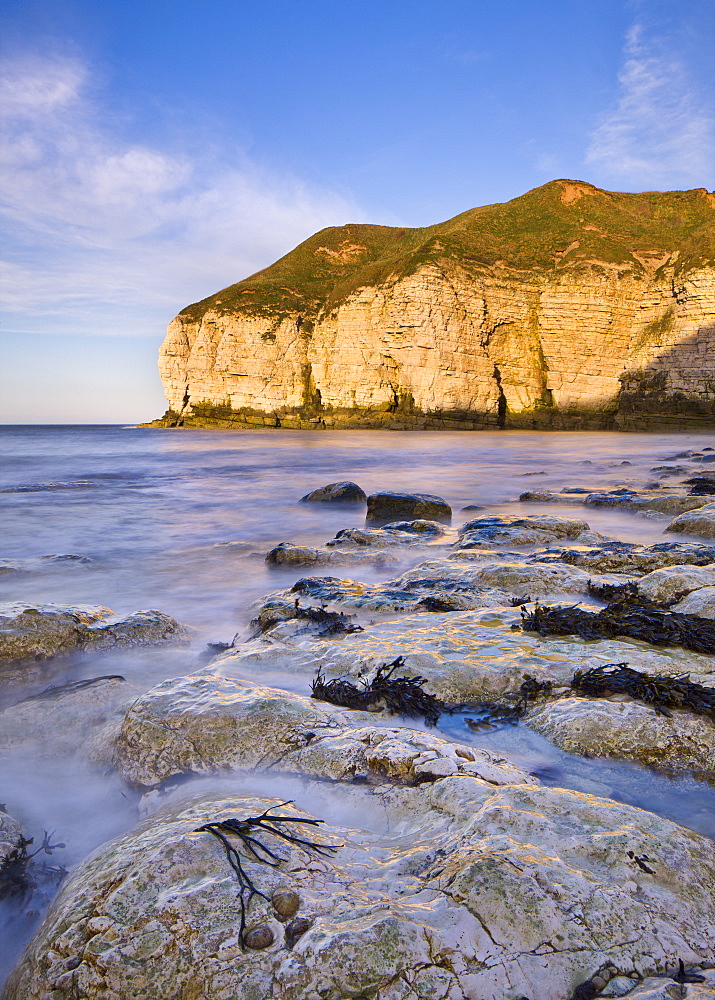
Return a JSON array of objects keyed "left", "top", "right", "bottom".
[
  {"left": 196, "top": 802, "right": 336, "bottom": 948},
  {"left": 252, "top": 599, "right": 363, "bottom": 637},
  {"left": 311, "top": 656, "right": 447, "bottom": 725},
  {"left": 293, "top": 603, "right": 363, "bottom": 636},
  {"left": 415, "top": 596, "right": 461, "bottom": 612},
  {"left": 465, "top": 676, "right": 553, "bottom": 731},
  {"left": 0, "top": 831, "right": 66, "bottom": 902},
  {"left": 685, "top": 477, "right": 715, "bottom": 495},
  {"left": 571, "top": 662, "right": 715, "bottom": 721},
  {"left": 673, "top": 959, "right": 706, "bottom": 984},
  {"left": 519, "top": 599, "right": 715, "bottom": 654}
]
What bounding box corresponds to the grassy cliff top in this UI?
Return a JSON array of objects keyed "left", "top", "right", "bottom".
[{"left": 178, "top": 179, "right": 715, "bottom": 323}]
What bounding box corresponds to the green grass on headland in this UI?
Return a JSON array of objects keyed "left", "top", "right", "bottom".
[{"left": 178, "top": 180, "right": 715, "bottom": 326}]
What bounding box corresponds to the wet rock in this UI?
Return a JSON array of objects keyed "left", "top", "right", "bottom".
[
  {"left": 520, "top": 490, "right": 708, "bottom": 515},
  {"left": 113, "top": 666, "right": 534, "bottom": 788},
  {"left": 0, "top": 604, "right": 191, "bottom": 668},
  {"left": 636, "top": 564, "right": 715, "bottom": 604},
  {"left": 114, "top": 675, "right": 348, "bottom": 787},
  {"left": 327, "top": 521, "right": 448, "bottom": 549},
  {"left": 0, "top": 807, "right": 24, "bottom": 862},
  {"left": 284, "top": 916, "right": 311, "bottom": 947},
  {"left": 673, "top": 586, "right": 715, "bottom": 619},
  {"left": 547, "top": 541, "right": 715, "bottom": 575},
  {"left": 9, "top": 783, "right": 714, "bottom": 1000},
  {"left": 666, "top": 503, "right": 715, "bottom": 539},
  {"left": 616, "top": 977, "right": 713, "bottom": 998},
  {"left": 83, "top": 610, "right": 192, "bottom": 652},
  {"left": 299, "top": 481, "right": 367, "bottom": 504},
  {"left": 264, "top": 540, "right": 400, "bottom": 569},
  {"left": 265, "top": 542, "right": 327, "bottom": 567},
  {"left": 218, "top": 597, "right": 715, "bottom": 718},
  {"left": 0, "top": 554, "right": 94, "bottom": 575},
  {"left": 365, "top": 491, "right": 451, "bottom": 526},
  {"left": 456, "top": 513, "right": 596, "bottom": 549},
  {"left": 525, "top": 697, "right": 715, "bottom": 774},
  {"left": 286, "top": 571, "right": 509, "bottom": 615},
  {"left": 0, "top": 603, "right": 112, "bottom": 665}
]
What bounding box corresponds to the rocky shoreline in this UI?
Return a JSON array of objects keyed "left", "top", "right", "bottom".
[{"left": 2, "top": 447, "right": 715, "bottom": 999}]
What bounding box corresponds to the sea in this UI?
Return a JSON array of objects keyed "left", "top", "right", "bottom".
[{"left": 1, "top": 424, "right": 714, "bottom": 980}]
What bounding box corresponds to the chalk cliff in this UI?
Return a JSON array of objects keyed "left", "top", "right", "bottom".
[{"left": 154, "top": 180, "right": 715, "bottom": 430}]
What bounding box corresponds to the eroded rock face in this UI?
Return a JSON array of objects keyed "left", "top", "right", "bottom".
[
  {"left": 155, "top": 182, "right": 715, "bottom": 431},
  {"left": 7, "top": 782, "right": 715, "bottom": 1000}
]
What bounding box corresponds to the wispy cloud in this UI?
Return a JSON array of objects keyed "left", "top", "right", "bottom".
[
  {"left": 0, "top": 52, "right": 366, "bottom": 337},
  {"left": 586, "top": 23, "right": 714, "bottom": 188}
]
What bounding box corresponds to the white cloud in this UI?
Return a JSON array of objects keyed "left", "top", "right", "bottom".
[
  {"left": 0, "top": 52, "right": 366, "bottom": 337},
  {"left": 586, "top": 23, "right": 714, "bottom": 188}
]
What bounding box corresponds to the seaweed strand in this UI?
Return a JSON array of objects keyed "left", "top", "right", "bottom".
[{"left": 195, "top": 802, "right": 337, "bottom": 947}]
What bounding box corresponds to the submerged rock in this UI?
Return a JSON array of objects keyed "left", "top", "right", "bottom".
[
  {"left": 666, "top": 502, "right": 715, "bottom": 539},
  {"left": 365, "top": 491, "right": 452, "bottom": 526},
  {"left": 299, "top": 481, "right": 367, "bottom": 504},
  {"left": 7, "top": 782, "right": 715, "bottom": 1000},
  {"left": 0, "top": 676, "right": 136, "bottom": 761}
]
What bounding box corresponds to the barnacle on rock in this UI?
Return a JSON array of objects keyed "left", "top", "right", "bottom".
[{"left": 195, "top": 803, "right": 337, "bottom": 948}]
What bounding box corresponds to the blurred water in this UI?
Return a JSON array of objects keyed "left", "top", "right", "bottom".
[{"left": 1, "top": 425, "right": 714, "bottom": 982}]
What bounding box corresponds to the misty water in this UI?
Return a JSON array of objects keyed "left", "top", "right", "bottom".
[{"left": 1, "top": 425, "right": 714, "bottom": 981}]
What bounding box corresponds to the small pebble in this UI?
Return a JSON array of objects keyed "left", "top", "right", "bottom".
[
  {"left": 285, "top": 916, "right": 312, "bottom": 948},
  {"left": 272, "top": 889, "right": 300, "bottom": 920},
  {"left": 591, "top": 976, "right": 607, "bottom": 992},
  {"left": 244, "top": 925, "right": 274, "bottom": 950}
]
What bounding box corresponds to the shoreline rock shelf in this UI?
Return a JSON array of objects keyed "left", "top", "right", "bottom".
[
  {"left": 5, "top": 785, "right": 715, "bottom": 1000},
  {"left": 4, "top": 470, "right": 715, "bottom": 999}
]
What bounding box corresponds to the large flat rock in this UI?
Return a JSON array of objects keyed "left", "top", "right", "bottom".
[{"left": 7, "top": 780, "right": 715, "bottom": 1000}]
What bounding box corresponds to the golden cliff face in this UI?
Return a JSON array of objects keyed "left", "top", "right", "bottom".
[{"left": 155, "top": 181, "right": 715, "bottom": 430}]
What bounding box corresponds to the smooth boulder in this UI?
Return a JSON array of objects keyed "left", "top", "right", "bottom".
[
  {"left": 299, "top": 481, "right": 367, "bottom": 504},
  {"left": 666, "top": 502, "right": 715, "bottom": 539}
]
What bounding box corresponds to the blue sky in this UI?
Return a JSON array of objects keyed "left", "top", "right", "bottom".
[{"left": 1, "top": 0, "right": 713, "bottom": 423}]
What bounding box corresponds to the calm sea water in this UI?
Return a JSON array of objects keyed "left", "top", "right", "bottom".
[{"left": 1, "top": 425, "right": 714, "bottom": 979}]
